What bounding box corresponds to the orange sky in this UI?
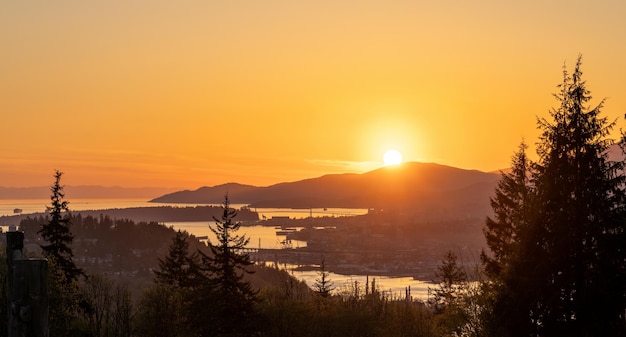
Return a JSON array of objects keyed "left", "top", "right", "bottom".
[{"left": 2, "top": 1, "right": 626, "bottom": 189}]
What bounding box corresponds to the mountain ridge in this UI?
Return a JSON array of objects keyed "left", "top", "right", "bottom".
[{"left": 150, "top": 162, "right": 502, "bottom": 216}]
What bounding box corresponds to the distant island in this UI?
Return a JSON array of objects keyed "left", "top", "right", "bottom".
[{"left": 0, "top": 205, "right": 259, "bottom": 227}]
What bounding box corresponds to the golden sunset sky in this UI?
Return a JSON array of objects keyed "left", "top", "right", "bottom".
[{"left": 2, "top": 1, "right": 626, "bottom": 189}]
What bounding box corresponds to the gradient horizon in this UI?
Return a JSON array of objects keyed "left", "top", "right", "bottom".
[{"left": 2, "top": 1, "right": 625, "bottom": 189}]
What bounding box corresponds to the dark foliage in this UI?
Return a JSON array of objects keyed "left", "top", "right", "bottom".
[
  {"left": 481, "top": 141, "right": 531, "bottom": 280},
  {"left": 483, "top": 56, "right": 626, "bottom": 337},
  {"left": 38, "top": 170, "right": 83, "bottom": 282},
  {"left": 196, "top": 194, "right": 258, "bottom": 336},
  {"left": 154, "top": 230, "right": 202, "bottom": 289},
  {"left": 481, "top": 142, "right": 536, "bottom": 336},
  {"left": 313, "top": 257, "right": 334, "bottom": 298},
  {"left": 135, "top": 283, "right": 188, "bottom": 337},
  {"left": 0, "top": 247, "right": 7, "bottom": 334},
  {"left": 33, "top": 171, "right": 86, "bottom": 336},
  {"left": 256, "top": 271, "right": 438, "bottom": 337},
  {"left": 430, "top": 251, "right": 467, "bottom": 313}
]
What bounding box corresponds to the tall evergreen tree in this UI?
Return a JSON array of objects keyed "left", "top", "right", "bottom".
[
  {"left": 313, "top": 257, "right": 334, "bottom": 298},
  {"left": 38, "top": 171, "right": 87, "bottom": 336},
  {"left": 482, "top": 141, "right": 532, "bottom": 280},
  {"left": 196, "top": 194, "right": 257, "bottom": 337},
  {"left": 481, "top": 142, "right": 537, "bottom": 336},
  {"left": 531, "top": 55, "right": 626, "bottom": 336},
  {"left": 141, "top": 230, "right": 203, "bottom": 337},
  {"left": 430, "top": 251, "right": 467, "bottom": 313},
  {"left": 484, "top": 55, "right": 626, "bottom": 337},
  {"left": 429, "top": 251, "right": 470, "bottom": 337},
  {"left": 38, "top": 170, "right": 83, "bottom": 282},
  {"left": 154, "top": 230, "right": 201, "bottom": 289}
]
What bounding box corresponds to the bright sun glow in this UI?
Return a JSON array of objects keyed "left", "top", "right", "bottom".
[{"left": 383, "top": 149, "right": 403, "bottom": 166}]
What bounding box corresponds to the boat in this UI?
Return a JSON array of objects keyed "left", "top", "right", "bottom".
[
  {"left": 13, "top": 208, "right": 22, "bottom": 214},
  {"left": 276, "top": 226, "right": 298, "bottom": 236}
]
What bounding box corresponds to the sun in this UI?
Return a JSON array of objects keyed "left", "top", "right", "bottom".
[{"left": 383, "top": 149, "right": 403, "bottom": 166}]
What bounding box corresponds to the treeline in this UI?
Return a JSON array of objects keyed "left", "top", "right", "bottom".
[
  {"left": 3, "top": 230, "right": 472, "bottom": 337},
  {"left": 18, "top": 214, "right": 200, "bottom": 280},
  {"left": 134, "top": 226, "right": 477, "bottom": 337}
]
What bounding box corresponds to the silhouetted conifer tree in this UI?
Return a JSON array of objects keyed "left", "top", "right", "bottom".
[
  {"left": 38, "top": 171, "right": 86, "bottom": 336},
  {"left": 483, "top": 55, "right": 626, "bottom": 337},
  {"left": 430, "top": 251, "right": 467, "bottom": 313},
  {"left": 482, "top": 141, "right": 532, "bottom": 279},
  {"left": 313, "top": 257, "right": 334, "bottom": 298},
  {"left": 38, "top": 170, "right": 83, "bottom": 282},
  {"left": 481, "top": 142, "right": 537, "bottom": 336},
  {"left": 196, "top": 194, "right": 257, "bottom": 337},
  {"left": 155, "top": 230, "right": 201, "bottom": 289}
]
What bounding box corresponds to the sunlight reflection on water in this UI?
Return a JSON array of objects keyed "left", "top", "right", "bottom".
[
  {"left": 267, "top": 262, "right": 432, "bottom": 301},
  {"left": 164, "top": 222, "right": 308, "bottom": 249},
  {"left": 164, "top": 222, "right": 433, "bottom": 301}
]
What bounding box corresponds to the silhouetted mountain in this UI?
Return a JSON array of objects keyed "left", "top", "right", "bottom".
[
  {"left": 151, "top": 183, "right": 258, "bottom": 204},
  {"left": 151, "top": 162, "right": 501, "bottom": 217}
]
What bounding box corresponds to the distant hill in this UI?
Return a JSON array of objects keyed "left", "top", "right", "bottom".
[
  {"left": 151, "top": 162, "right": 502, "bottom": 217},
  {"left": 0, "top": 185, "right": 178, "bottom": 200},
  {"left": 151, "top": 183, "right": 259, "bottom": 204}
]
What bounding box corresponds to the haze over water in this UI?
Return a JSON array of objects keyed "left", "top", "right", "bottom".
[
  {"left": 0, "top": 199, "right": 367, "bottom": 218},
  {"left": 0, "top": 198, "right": 427, "bottom": 299}
]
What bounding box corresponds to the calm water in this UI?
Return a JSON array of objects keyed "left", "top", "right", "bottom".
[
  {"left": 0, "top": 198, "right": 368, "bottom": 219},
  {"left": 252, "top": 207, "right": 369, "bottom": 219},
  {"left": 0, "top": 199, "right": 430, "bottom": 299},
  {"left": 0, "top": 198, "right": 166, "bottom": 217},
  {"left": 278, "top": 263, "right": 432, "bottom": 301},
  {"left": 164, "top": 221, "right": 308, "bottom": 249},
  {"left": 164, "top": 222, "right": 431, "bottom": 300}
]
